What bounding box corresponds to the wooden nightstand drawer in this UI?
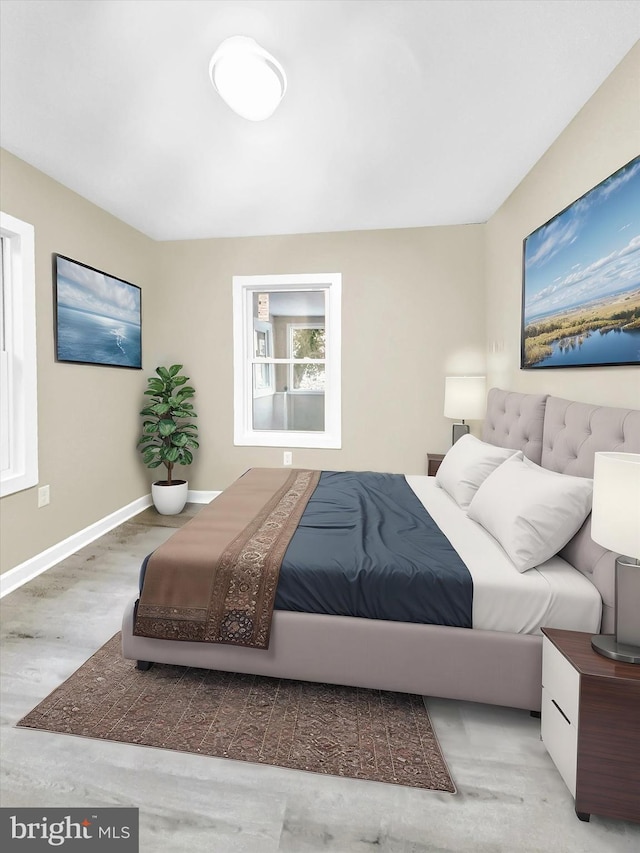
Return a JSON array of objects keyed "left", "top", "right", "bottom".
[
  {"left": 542, "top": 636, "right": 579, "bottom": 726},
  {"left": 541, "top": 687, "right": 577, "bottom": 796}
]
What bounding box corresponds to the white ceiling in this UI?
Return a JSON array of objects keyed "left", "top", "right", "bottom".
[{"left": 1, "top": 0, "right": 638, "bottom": 242}]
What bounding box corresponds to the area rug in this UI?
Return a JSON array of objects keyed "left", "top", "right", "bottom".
[{"left": 16, "top": 633, "right": 455, "bottom": 792}]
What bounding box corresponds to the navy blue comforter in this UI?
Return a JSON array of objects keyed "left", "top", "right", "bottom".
[{"left": 274, "top": 471, "right": 473, "bottom": 627}]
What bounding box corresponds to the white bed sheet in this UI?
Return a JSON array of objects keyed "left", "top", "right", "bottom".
[{"left": 405, "top": 474, "right": 602, "bottom": 636}]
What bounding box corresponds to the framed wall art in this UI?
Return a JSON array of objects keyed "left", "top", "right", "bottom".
[
  {"left": 54, "top": 254, "right": 142, "bottom": 369},
  {"left": 521, "top": 156, "right": 640, "bottom": 369}
]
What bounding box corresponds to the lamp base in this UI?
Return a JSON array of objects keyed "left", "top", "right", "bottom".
[
  {"left": 451, "top": 422, "right": 470, "bottom": 444},
  {"left": 614, "top": 556, "right": 640, "bottom": 646},
  {"left": 591, "top": 556, "right": 640, "bottom": 664},
  {"left": 590, "top": 634, "right": 640, "bottom": 664}
]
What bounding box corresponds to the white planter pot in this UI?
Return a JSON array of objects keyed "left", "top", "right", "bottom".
[{"left": 151, "top": 480, "right": 188, "bottom": 515}]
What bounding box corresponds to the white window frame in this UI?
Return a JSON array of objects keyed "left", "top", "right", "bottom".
[
  {"left": 233, "top": 273, "right": 341, "bottom": 448},
  {"left": 0, "top": 211, "right": 38, "bottom": 497}
]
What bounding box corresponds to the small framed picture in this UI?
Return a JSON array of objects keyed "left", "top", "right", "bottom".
[{"left": 54, "top": 254, "right": 142, "bottom": 369}]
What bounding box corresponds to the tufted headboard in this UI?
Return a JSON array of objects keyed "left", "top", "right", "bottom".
[
  {"left": 481, "top": 387, "right": 548, "bottom": 464},
  {"left": 482, "top": 388, "right": 640, "bottom": 633},
  {"left": 540, "top": 395, "right": 640, "bottom": 475},
  {"left": 482, "top": 388, "right": 548, "bottom": 465}
]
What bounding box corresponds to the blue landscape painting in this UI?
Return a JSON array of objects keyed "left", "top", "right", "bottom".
[
  {"left": 56, "top": 256, "right": 142, "bottom": 368},
  {"left": 522, "top": 156, "right": 640, "bottom": 368}
]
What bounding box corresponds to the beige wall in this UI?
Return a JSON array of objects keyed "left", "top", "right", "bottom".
[
  {"left": 0, "top": 150, "right": 156, "bottom": 573},
  {"left": 153, "top": 226, "right": 486, "bottom": 492},
  {"left": 485, "top": 42, "right": 640, "bottom": 408}
]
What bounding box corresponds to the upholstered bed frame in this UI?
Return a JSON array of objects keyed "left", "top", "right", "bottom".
[{"left": 122, "top": 389, "right": 640, "bottom": 712}]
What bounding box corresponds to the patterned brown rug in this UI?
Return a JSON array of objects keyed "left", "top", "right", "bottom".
[{"left": 17, "top": 633, "right": 455, "bottom": 792}]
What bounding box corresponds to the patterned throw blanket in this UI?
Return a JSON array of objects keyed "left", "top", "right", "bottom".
[{"left": 133, "top": 468, "right": 321, "bottom": 649}]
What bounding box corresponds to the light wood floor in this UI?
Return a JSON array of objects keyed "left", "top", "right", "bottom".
[{"left": 1, "top": 505, "right": 639, "bottom": 852}]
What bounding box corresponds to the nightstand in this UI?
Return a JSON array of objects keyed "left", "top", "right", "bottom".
[
  {"left": 541, "top": 627, "right": 640, "bottom": 823},
  {"left": 426, "top": 453, "right": 445, "bottom": 476}
]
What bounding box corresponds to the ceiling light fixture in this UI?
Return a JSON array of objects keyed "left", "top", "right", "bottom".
[{"left": 208, "top": 36, "right": 287, "bottom": 121}]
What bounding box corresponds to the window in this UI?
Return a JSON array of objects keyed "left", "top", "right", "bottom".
[
  {"left": 0, "top": 211, "right": 38, "bottom": 497},
  {"left": 233, "top": 273, "right": 341, "bottom": 448}
]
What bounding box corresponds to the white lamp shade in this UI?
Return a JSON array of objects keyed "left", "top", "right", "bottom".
[
  {"left": 444, "top": 376, "right": 486, "bottom": 420},
  {"left": 209, "top": 36, "right": 287, "bottom": 121},
  {"left": 591, "top": 452, "right": 640, "bottom": 559}
]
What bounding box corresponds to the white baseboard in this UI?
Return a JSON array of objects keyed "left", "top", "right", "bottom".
[
  {"left": 188, "top": 489, "right": 220, "bottom": 504},
  {"left": 0, "top": 490, "right": 220, "bottom": 599}
]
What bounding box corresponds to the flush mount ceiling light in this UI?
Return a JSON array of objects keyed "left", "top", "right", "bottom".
[{"left": 209, "top": 36, "right": 287, "bottom": 121}]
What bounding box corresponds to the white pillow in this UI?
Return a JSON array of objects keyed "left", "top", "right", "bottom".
[
  {"left": 467, "top": 454, "right": 593, "bottom": 572},
  {"left": 435, "top": 434, "right": 521, "bottom": 509}
]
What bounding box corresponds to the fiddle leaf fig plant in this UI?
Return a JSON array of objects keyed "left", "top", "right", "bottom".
[{"left": 138, "top": 364, "right": 199, "bottom": 485}]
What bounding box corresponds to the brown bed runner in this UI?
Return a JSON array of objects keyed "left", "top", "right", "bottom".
[{"left": 133, "top": 468, "right": 321, "bottom": 649}]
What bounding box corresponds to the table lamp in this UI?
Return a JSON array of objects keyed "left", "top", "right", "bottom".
[
  {"left": 590, "top": 451, "right": 640, "bottom": 664},
  {"left": 444, "top": 376, "right": 486, "bottom": 444}
]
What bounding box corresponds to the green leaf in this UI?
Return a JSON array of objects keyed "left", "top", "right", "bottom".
[
  {"left": 163, "top": 446, "right": 180, "bottom": 462},
  {"left": 151, "top": 402, "right": 171, "bottom": 415},
  {"left": 169, "top": 364, "right": 183, "bottom": 376},
  {"left": 158, "top": 420, "right": 177, "bottom": 436},
  {"left": 171, "top": 433, "right": 188, "bottom": 447},
  {"left": 156, "top": 366, "right": 171, "bottom": 381},
  {"left": 148, "top": 459, "right": 163, "bottom": 469},
  {"left": 146, "top": 377, "right": 164, "bottom": 392},
  {"left": 171, "top": 374, "right": 187, "bottom": 386},
  {"left": 181, "top": 450, "right": 193, "bottom": 466}
]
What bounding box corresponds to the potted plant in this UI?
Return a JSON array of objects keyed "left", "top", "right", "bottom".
[{"left": 138, "top": 364, "right": 199, "bottom": 514}]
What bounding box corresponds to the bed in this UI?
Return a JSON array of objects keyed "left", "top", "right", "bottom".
[{"left": 121, "top": 388, "right": 640, "bottom": 712}]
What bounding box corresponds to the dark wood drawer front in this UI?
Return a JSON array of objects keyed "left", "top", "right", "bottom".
[{"left": 576, "top": 676, "right": 640, "bottom": 823}]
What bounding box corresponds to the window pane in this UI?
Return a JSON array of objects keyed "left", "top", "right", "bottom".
[
  {"left": 253, "top": 363, "right": 273, "bottom": 392},
  {"left": 291, "top": 327, "right": 325, "bottom": 359},
  {"left": 253, "top": 292, "right": 325, "bottom": 361},
  {"left": 292, "top": 362, "right": 325, "bottom": 390},
  {"left": 252, "top": 371, "right": 325, "bottom": 432},
  {"left": 254, "top": 328, "right": 268, "bottom": 357}
]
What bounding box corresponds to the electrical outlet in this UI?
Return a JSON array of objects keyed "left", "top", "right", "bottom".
[
  {"left": 283, "top": 451, "right": 292, "bottom": 466},
  {"left": 38, "top": 485, "right": 50, "bottom": 507}
]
